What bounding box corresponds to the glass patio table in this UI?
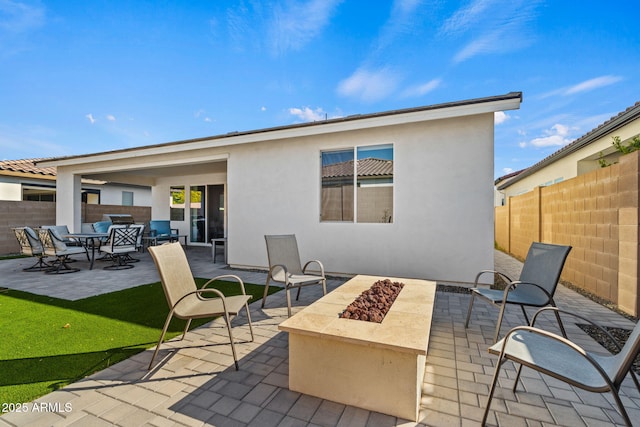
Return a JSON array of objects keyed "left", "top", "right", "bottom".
[{"left": 64, "top": 233, "right": 109, "bottom": 270}]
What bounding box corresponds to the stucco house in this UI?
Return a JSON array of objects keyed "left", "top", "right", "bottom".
[
  {"left": 38, "top": 92, "right": 522, "bottom": 283},
  {"left": 0, "top": 158, "right": 151, "bottom": 206},
  {"left": 496, "top": 101, "right": 640, "bottom": 203}
]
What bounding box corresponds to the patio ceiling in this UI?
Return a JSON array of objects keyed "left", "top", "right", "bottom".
[{"left": 82, "top": 159, "right": 227, "bottom": 186}]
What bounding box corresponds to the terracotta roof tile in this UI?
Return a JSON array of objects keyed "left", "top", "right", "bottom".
[
  {"left": 322, "top": 158, "right": 393, "bottom": 178},
  {"left": 0, "top": 158, "right": 56, "bottom": 176}
]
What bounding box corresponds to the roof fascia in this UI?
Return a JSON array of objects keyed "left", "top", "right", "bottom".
[{"left": 41, "top": 92, "right": 522, "bottom": 168}]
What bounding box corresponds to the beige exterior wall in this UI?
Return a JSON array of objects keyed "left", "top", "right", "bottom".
[
  {"left": 495, "top": 151, "right": 640, "bottom": 316},
  {"left": 227, "top": 114, "right": 496, "bottom": 282}
]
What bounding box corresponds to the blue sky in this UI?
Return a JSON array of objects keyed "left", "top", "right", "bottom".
[{"left": 1, "top": 0, "right": 639, "bottom": 178}]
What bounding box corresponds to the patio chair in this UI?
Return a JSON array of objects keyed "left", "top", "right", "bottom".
[
  {"left": 119, "top": 224, "right": 145, "bottom": 263},
  {"left": 147, "top": 242, "right": 254, "bottom": 370},
  {"left": 148, "top": 220, "right": 179, "bottom": 244},
  {"left": 38, "top": 227, "right": 86, "bottom": 274},
  {"left": 41, "top": 225, "right": 89, "bottom": 260},
  {"left": 262, "top": 234, "right": 327, "bottom": 317},
  {"left": 99, "top": 225, "right": 140, "bottom": 270},
  {"left": 12, "top": 227, "right": 50, "bottom": 271},
  {"left": 465, "top": 242, "right": 571, "bottom": 342},
  {"left": 482, "top": 307, "right": 640, "bottom": 426}
]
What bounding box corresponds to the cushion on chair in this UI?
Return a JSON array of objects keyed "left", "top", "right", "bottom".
[{"left": 93, "top": 221, "right": 112, "bottom": 233}]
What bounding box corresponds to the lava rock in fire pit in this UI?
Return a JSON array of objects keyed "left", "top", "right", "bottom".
[{"left": 339, "top": 279, "right": 404, "bottom": 323}]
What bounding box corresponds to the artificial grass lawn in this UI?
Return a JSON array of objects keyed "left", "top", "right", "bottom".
[{"left": 0, "top": 279, "right": 280, "bottom": 404}]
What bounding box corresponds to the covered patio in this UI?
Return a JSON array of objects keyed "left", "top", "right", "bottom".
[{"left": 1, "top": 248, "right": 638, "bottom": 426}]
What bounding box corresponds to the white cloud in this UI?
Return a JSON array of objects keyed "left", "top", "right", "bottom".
[
  {"left": 442, "top": 0, "right": 541, "bottom": 63},
  {"left": 502, "top": 167, "right": 514, "bottom": 174},
  {"left": 441, "top": 0, "right": 494, "bottom": 35},
  {"left": 564, "top": 75, "right": 623, "bottom": 95},
  {"left": 526, "top": 124, "right": 573, "bottom": 148},
  {"left": 539, "top": 75, "right": 624, "bottom": 99},
  {"left": 337, "top": 67, "right": 400, "bottom": 102},
  {"left": 106, "top": 114, "right": 116, "bottom": 121},
  {"left": 0, "top": 0, "right": 45, "bottom": 34},
  {"left": 268, "top": 0, "right": 343, "bottom": 55},
  {"left": 401, "top": 78, "right": 442, "bottom": 98},
  {"left": 288, "top": 107, "right": 327, "bottom": 122},
  {"left": 261, "top": 106, "right": 267, "bottom": 111},
  {"left": 85, "top": 113, "right": 96, "bottom": 124},
  {"left": 494, "top": 111, "right": 509, "bottom": 125}
]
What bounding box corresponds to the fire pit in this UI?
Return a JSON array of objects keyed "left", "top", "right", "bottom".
[
  {"left": 339, "top": 278, "right": 404, "bottom": 322},
  {"left": 279, "top": 275, "right": 436, "bottom": 421}
]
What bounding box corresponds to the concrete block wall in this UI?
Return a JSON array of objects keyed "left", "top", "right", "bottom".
[
  {"left": 0, "top": 202, "right": 151, "bottom": 256},
  {"left": 495, "top": 151, "right": 640, "bottom": 316},
  {"left": 0, "top": 201, "right": 56, "bottom": 255}
]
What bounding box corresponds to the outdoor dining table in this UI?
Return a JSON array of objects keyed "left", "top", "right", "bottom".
[{"left": 64, "top": 233, "right": 109, "bottom": 270}]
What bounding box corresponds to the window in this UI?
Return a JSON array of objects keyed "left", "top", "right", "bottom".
[
  {"left": 170, "top": 186, "right": 185, "bottom": 221},
  {"left": 122, "top": 191, "right": 134, "bottom": 206},
  {"left": 321, "top": 144, "right": 393, "bottom": 223}
]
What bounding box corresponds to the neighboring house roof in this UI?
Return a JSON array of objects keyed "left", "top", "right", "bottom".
[
  {"left": 0, "top": 158, "right": 56, "bottom": 178},
  {"left": 494, "top": 168, "right": 525, "bottom": 186},
  {"left": 323, "top": 158, "right": 393, "bottom": 179},
  {"left": 498, "top": 101, "right": 640, "bottom": 190}
]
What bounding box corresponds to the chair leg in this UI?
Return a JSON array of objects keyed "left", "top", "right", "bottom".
[
  {"left": 149, "top": 312, "right": 174, "bottom": 370},
  {"left": 494, "top": 302, "right": 508, "bottom": 343},
  {"left": 296, "top": 286, "right": 301, "bottom": 301},
  {"left": 464, "top": 292, "right": 477, "bottom": 328},
  {"left": 261, "top": 277, "right": 271, "bottom": 308},
  {"left": 610, "top": 389, "right": 633, "bottom": 426},
  {"left": 23, "top": 256, "right": 50, "bottom": 272},
  {"left": 482, "top": 356, "right": 507, "bottom": 426},
  {"left": 551, "top": 302, "right": 567, "bottom": 338},
  {"left": 286, "top": 287, "right": 292, "bottom": 317},
  {"left": 182, "top": 319, "right": 192, "bottom": 340},
  {"left": 513, "top": 365, "right": 524, "bottom": 392},
  {"left": 224, "top": 314, "right": 240, "bottom": 370},
  {"left": 245, "top": 303, "right": 254, "bottom": 341}
]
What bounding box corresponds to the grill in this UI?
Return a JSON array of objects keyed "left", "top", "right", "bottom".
[{"left": 102, "top": 214, "right": 135, "bottom": 225}]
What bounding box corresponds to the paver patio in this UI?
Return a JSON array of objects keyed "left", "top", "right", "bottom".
[{"left": 1, "top": 248, "right": 638, "bottom": 426}]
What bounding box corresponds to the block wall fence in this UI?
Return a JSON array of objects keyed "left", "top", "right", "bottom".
[
  {"left": 495, "top": 151, "right": 640, "bottom": 317},
  {"left": 0, "top": 202, "right": 150, "bottom": 256}
]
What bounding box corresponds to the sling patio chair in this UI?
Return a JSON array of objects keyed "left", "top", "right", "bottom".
[
  {"left": 482, "top": 307, "right": 640, "bottom": 426},
  {"left": 465, "top": 242, "right": 572, "bottom": 342},
  {"left": 147, "top": 242, "right": 254, "bottom": 370},
  {"left": 13, "top": 227, "right": 50, "bottom": 271},
  {"left": 262, "top": 234, "right": 327, "bottom": 317},
  {"left": 38, "top": 227, "right": 87, "bottom": 274},
  {"left": 99, "top": 225, "right": 140, "bottom": 270}
]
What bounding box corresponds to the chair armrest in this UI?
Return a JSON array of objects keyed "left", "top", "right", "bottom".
[
  {"left": 171, "top": 288, "right": 229, "bottom": 309},
  {"left": 474, "top": 270, "right": 513, "bottom": 286},
  {"left": 508, "top": 280, "right": 554, "bottom": 301},
  {"left": 268, "top": 264, "right": 290, "bottom": 283},
  {"left": 531, "top": 307, "right": 626, "bottom": 352},
  {"left": 302, "top": 260, "right": 325, "bottom": 277},
  {"left": 171, "top": 228, "right": 180, "bottom": 234},
  {"left": 202, "top": 274, "right": 248, "bottom": 296}
]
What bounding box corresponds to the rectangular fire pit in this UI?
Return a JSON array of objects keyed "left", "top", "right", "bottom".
[{"left": 278, "top": 274, "right": 436, "bottom": 421}]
